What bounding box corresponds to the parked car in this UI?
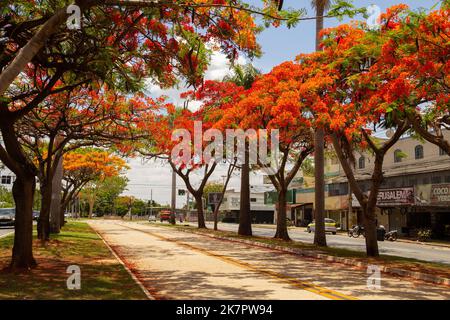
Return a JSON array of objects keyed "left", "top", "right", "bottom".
[
  {"left": 0, "top": 208, "right": 15, "bottom": 227},
  {"left": 148, "top": 215, "right": 157, "bottom": 222},
  {"left": 307, "top": 218, "right": 337, "bottom": 235}
]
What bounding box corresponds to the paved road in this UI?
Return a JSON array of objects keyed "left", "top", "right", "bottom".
[
  {"left": 0, "top": 227, "right": 14, "bottom": 238},
  {"left": 184, "top": 222, "right": 450, "bottom": 265},
  {"left": 90, "top": 220, "right": 450, "bottom": 300}
]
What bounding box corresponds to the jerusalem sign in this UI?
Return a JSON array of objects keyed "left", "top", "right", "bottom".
[{"left": 376, "top": 187, "right": 415, "bottom": 206}]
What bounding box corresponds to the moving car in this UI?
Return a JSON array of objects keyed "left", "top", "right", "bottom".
[
  {"left": 0, "top": 208, "right": 15, "bottom": 227},
  {"left": 307, "top": 218, "right": 337, "bottom": 235}
]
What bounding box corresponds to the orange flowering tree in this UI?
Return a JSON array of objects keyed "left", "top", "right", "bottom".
[
  {"left": 149, "top": 105, "right": 219, "bottom": 228},
  {"left": 314, "top": 5, "right": 449, "bottom": 256},
  {"left": 218, "top": 62, "right": 315, "bottom": 240},
  {"left": 16, "top": 86, "right": 156, "bottom": 240},
  {"left": 359, "top": 4, "right": 450, "bottom": 155},
  {"left": 2, "top": 0, "right": 293, "bottom": 269},
  {"left": 62, "top": 149, "right": 128, "bottom": 223}
]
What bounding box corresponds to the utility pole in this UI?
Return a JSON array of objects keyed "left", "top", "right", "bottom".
[{"left": 150, "top": 189, "right": 153, "bottom": 217}]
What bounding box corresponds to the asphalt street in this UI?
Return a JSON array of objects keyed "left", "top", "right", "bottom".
[{"left": 186, "top": 222, "right": 450, "bottom": 265}]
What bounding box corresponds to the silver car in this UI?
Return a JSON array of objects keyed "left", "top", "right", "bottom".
[{"left": 0, "top": 208, "right": 15, "bottom": 227}]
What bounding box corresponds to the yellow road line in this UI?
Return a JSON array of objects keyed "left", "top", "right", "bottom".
[{"left": 120, "top": 223, "right": 357, "bottom": 301}]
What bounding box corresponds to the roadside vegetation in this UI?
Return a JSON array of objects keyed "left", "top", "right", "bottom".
[{"left": 0, "top": 222, "right": 147, "bottom": 300}]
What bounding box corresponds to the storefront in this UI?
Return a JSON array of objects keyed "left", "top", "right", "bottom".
[{"left": 408, "top": 184, "right": 450, "bottom": 239}]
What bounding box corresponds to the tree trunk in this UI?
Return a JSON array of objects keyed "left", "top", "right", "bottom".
[
  {"left": 50, "top": 155, "right": 63, "bottom": 233},
  {"left": 363, "top": 205, "right": 379, "bottom": 257},
  {"left": 60, "top": 203, "right": 66, "bottom": 228},
  {"left": 238, "top": 142, "right": 252, "bottom": 236},
  {"left": 314, "top": 126, "right": 327, "bottom": 247},
  {"left": 274, "top": 188, "right": 290, "bottom": 240},
  {"left": 88, "top": 198, "right": 94, "bottom": 219},
  {"left": 195, "top": 194, "right": 206, "bottom": 229},
  {"left": 38, "top": 181, "right": 52, "bottom": 241},
  {"left": 9, "top": 175, "right": 37, "bottom": 270},
  {"left": 213, "top": 208, "right": 218, "bottom": 231},
  {"left": 313, "top": 4, "right": 327, "bottom": 248}
]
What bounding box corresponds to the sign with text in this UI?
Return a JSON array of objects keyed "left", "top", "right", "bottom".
[
  {"left": 377, "top": 187, "right": 415, "bottom": 206},
  {"left": 431, "top": 184, "right": 450, "bottom": 204}
]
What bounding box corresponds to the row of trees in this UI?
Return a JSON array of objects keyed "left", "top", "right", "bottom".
[
  {"left": 143, "top": 3, "right": 450, "bottom": 258},
  {"left": 1, "top": 0, "right": 301, "bottom": 270},
  {"left": 1, "top": 0, "right": 448, "bottom": 270}
]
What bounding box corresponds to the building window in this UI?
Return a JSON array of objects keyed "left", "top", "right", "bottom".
[
  {"left": 250, "top": 198, "right": 257, "bottom": 202},
  {"left": 440, "top": 148, "right": 446, "bottom": 156},
  {"left": 394, "top": 149, "right": 403, "bottom": 163},
  {"left": 1, "top": 175, "right": 12, "bottom": 185},
  {"left": 358, "top": 156, "right": 365, "bottom": 169},
  {"left": 431, "top": 176, "right": 442, "bottom": 184},
  {"left": 415, "top": 145, "right": 424, "bottom": 160}
]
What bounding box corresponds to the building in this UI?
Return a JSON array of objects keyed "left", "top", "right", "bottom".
[
  {"left": 220, "top": 187, "right": 275, "bottom": 224},
  {"left": 0, "top": 165, "right": 15, "bottom": 191},
  {"left": 268, "top": 131, "right": 450, "bottom": 239}
]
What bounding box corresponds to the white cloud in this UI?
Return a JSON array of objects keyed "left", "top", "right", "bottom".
[{"left": 144, "top": 50, "right": 248, "bottom": 111}]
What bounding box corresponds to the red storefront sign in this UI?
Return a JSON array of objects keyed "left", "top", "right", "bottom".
[{"left": 376, "top": 187, "right": 415, "bottom": 206}]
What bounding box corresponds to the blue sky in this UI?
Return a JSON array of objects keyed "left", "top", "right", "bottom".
[{"left": 251, "top": 0, "right": 436, "bottom": 72}]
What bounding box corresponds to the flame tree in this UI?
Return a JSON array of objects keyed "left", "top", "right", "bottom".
[{"left": 1, "top": 0, "right": 286, "bottom": 269}]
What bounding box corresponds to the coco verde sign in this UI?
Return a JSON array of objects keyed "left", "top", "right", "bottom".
[
  {"left": 431, "top": 184, "right": 450, "bottom": 204},
  {"left": 376, "top": 187, "right": 415, "bottom": 207}
]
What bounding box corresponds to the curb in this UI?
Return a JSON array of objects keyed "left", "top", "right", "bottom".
[
  {"left": 395, "top": 239, "right": 450, "bottom": 249},
  {"left": 91, "top": 226, "right": 155, "bottom": 300},
  {"left": 169, "top": 226, "right": 450, "bottom": 287}
]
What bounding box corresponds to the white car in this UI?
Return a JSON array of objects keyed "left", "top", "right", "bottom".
[{"left": 148, "top": 215, "right": 157, "bottom": 222}]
